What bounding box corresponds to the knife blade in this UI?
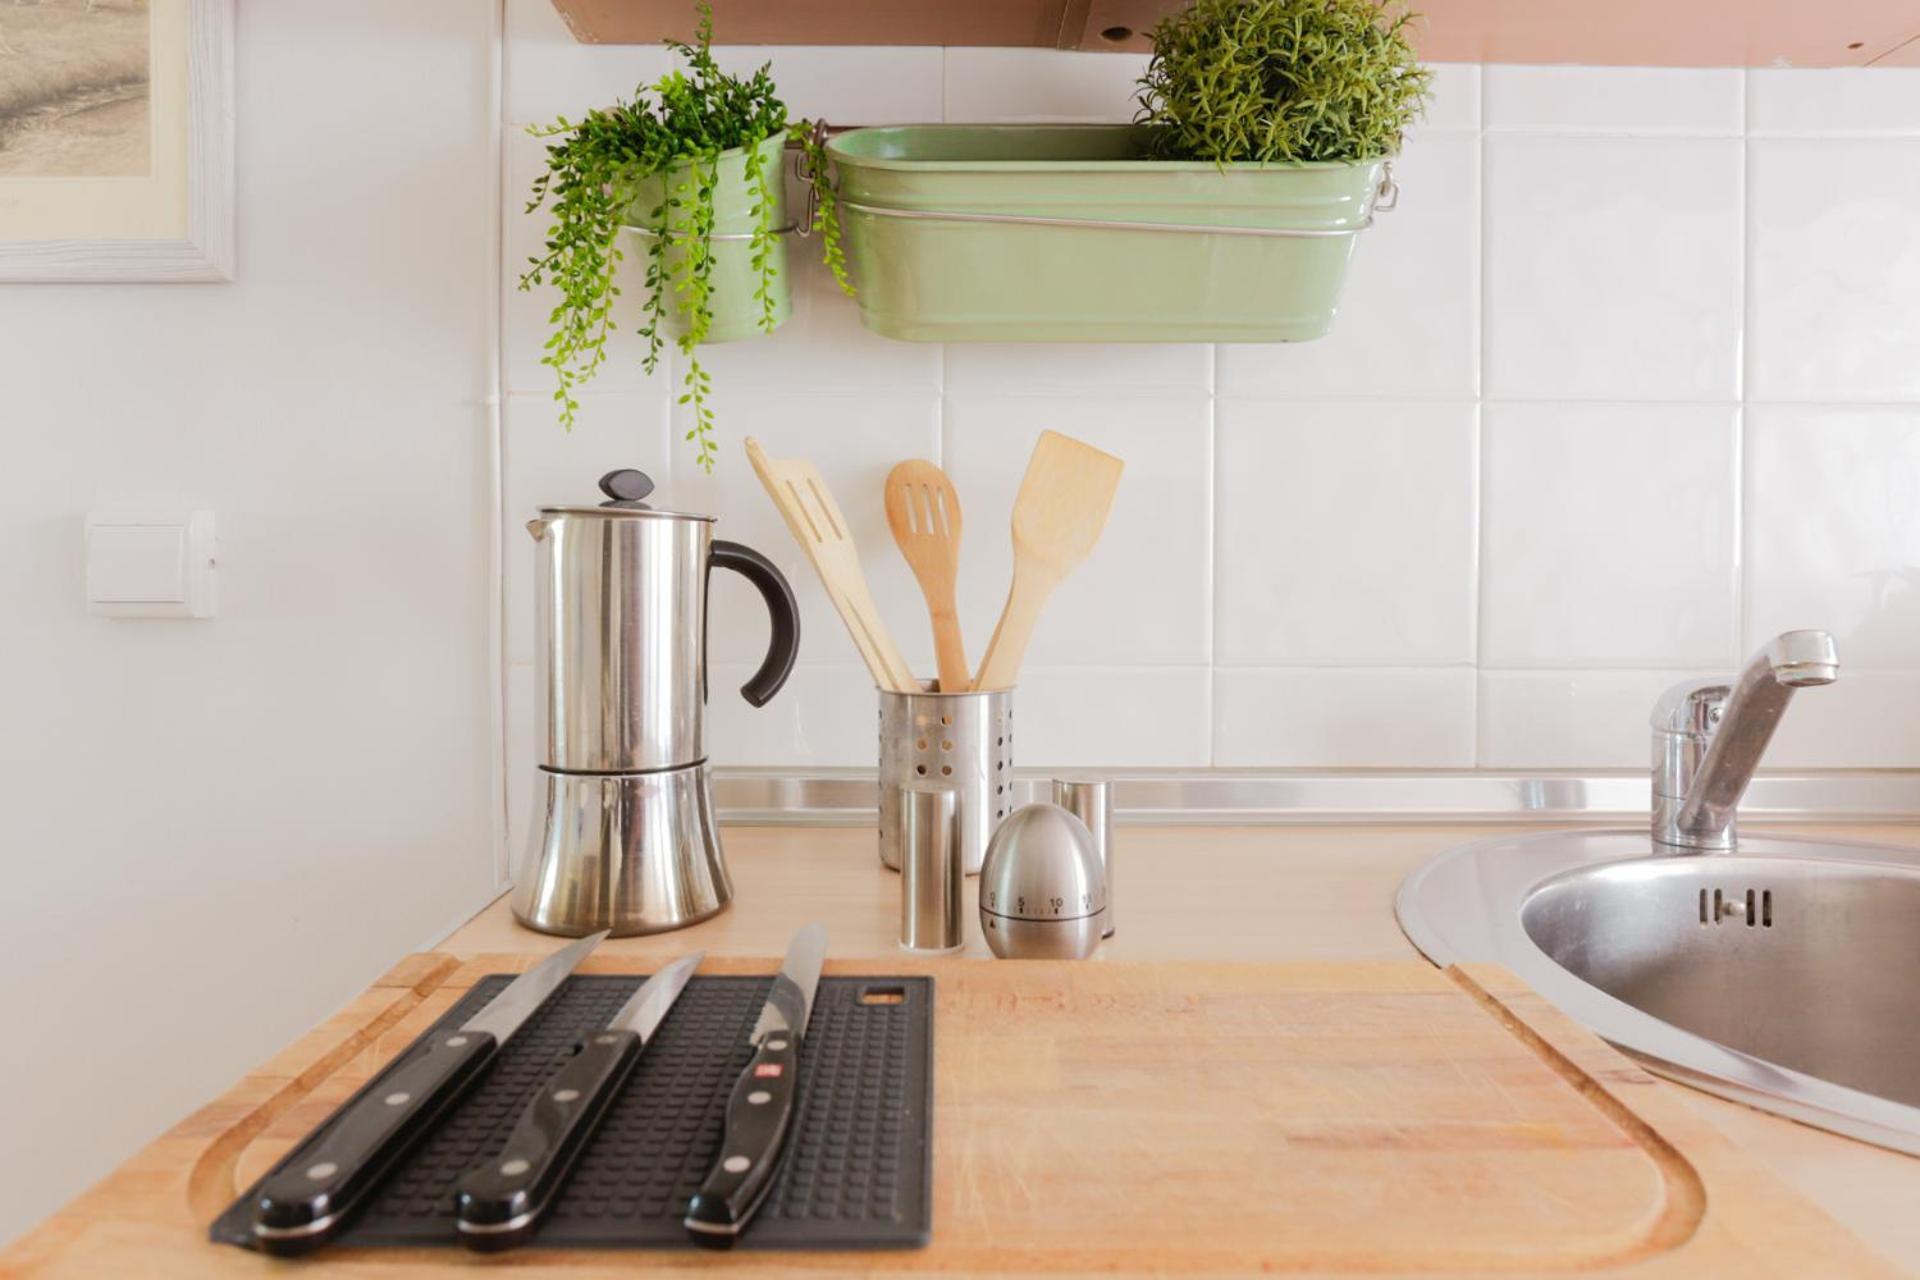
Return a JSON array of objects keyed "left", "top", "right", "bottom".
[
  {"left": 684, "top": 923, "right": 827, "bottom": 1246},
  {"left": 249, "top": 930, "right": 607, "bottom": 1255},
  {"left": 454, "top": 951, "right": 705, "bottom": 1250}
]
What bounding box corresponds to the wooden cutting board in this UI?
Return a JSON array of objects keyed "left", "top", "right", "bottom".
[{"left": 0, "top": 955, "right": 1898, "bottom": 1278}]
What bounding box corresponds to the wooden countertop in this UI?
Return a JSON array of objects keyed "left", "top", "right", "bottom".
[{"left": 9, "top": 821, "right": 1920, "bottom": 1275}]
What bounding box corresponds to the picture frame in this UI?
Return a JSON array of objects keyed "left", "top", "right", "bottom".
[{"left": 0, "top": 0, "right": 233, "bottom": 283}]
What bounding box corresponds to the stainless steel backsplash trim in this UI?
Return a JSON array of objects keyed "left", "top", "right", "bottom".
[{"left": 711, "top": 769, "right": 1920, "bottom": 826}]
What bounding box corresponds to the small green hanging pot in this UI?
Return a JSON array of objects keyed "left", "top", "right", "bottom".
[{"left": 624, "top": 133, "right": 792, "bottom": 343}]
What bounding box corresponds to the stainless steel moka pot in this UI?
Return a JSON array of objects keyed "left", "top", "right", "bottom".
[{"left": 512, "top": 469, "right": 799, "bottom": 937}]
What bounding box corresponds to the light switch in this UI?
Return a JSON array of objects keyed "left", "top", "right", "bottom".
[{"left": 86, "top": 511, "right": 216, "bottom": 619}]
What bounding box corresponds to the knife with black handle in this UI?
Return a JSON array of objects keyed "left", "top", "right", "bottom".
[
  {"left": 455, "top": 952, "right": 703, "bottom": 1251},
  {"left": 248, "top": 931, "right": 606, "bottom": 1255},
  {"left": 685, "top": 923, "right": 826, "bottom": 1247}
]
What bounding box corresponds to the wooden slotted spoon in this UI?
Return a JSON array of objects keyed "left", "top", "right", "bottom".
[
  {"left": 745, "top": 438, "right": 917, "bottom": 693},
  {"left": 972, "top": 430, "right": 1125, "bottom": 692},
  {"left": 884, "top": 459, "right": 969, "bottom": 693}
]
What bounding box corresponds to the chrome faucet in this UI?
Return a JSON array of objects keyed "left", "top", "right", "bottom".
[{"left": 1651, "top": 630, "right": 1839, "bottom": 852}]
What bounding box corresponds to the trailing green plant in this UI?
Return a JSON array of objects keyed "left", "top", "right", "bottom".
[
  {"left": 1136, "top": 0, "right": 1431, "bottom": 164},
  {"left": 795, "top": 125, "right": 853, "bottom": 297},
  {"left": 521, "top": 0, "right": 847, "bottom": 471}
]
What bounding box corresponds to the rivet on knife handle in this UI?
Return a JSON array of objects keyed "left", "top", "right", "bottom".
[
  {"left": 683, "top": 1030, "right": 802, "bottom": 1246},
  {"left": 251, "top": 1031, "right": 498, "bottom": 1255},
  {"left": 454, "top": 1029, "right": 643, "bottom": 1251}
]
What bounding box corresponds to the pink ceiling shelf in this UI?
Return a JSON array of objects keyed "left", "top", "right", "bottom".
[{"left": 550, "top": 0, "right": 1920, "bottom": 67}]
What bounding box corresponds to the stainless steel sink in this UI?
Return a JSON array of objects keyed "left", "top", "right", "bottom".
[{"left": 1398, "top": 829, "right": 1920, "bottom": 1155}]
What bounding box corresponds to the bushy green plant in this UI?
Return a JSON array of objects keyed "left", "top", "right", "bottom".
[
  {"left": 1136, "top": 0, "right": 1431, "bottom": 164},
  {"left": 521, "top": 1, "right": 847, "bottom": 471}
]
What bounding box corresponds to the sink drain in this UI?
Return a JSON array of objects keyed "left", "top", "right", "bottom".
[{"left": 1699, "top": 887, "right": 1773, "bottom": 927}]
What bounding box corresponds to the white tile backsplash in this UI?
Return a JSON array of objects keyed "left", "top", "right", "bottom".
[
  {"left": 1747, "top": 139, "right": 1920, "bottom": 404},
  {"left": 1745, "top": 406, "right": 1920, "bottom": 669},
  {"left": 943, "top": 48, "right": 1149, "bottom": 123},
  {"left": 1413, "top": 64, "right": 1482, "bottom": 133},
  {"left": 1215, "top": 400, "right": 1477, "bottom": 665},
  {"left": 1478, "top": 669, "right": 1691, "bottom": 768},
  {"left": 1485, "top": 135, "right": 1744, "bottom": 402},
  {"left": 1215, "top": 132, "right": 1480, "bottom": 400},
  {"left": 1764, "top": 671, "right": 1920, "bottom": 768},
  {"left": 705, "top": 663, "right": 888, "bottom": 767},
  {"left": 1013, "top": 667, "right": 1213, "bottom": 766},
  {"left": 945, "top": 343, "right": 1211, "bottom": 396},
  {"left": 943, "top": 394, "right": 1212, "bottom": 667},
  {"left": 498, "top": 46, "right": 1920, "bottom": 770},
  {"left": 1482, "top": 403, "right": 1737, "bottom": 667},
  {"left": 1485, "top": 66, "right": 1744, "bottom": 135},
  {"left": 1748, "top": 69, "right": 1920, "bottom": 137},
  {"left": 1214, "top": 669, "right": 1476, "bottom": 767}
]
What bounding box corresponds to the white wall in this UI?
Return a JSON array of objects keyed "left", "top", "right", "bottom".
[
  {"left": 501, "top": 6, "right": 1920, "bottom": 820},
  {"left": 0, "top": 0, "right": 501, "bottom": 1245}
]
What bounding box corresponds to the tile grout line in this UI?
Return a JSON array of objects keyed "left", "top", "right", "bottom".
[
  {"left": 1205, "top": 341, "right": 1219, "bottom": 767},
  {"left": 1472, "top": 66, "right": 1491, "bottom": 765},
  {"left": 1733, "top": 67, "right": 1752, "bottom": 663},
  {"left": 490, "top": 0, "right": 515, "bottom": 890}
]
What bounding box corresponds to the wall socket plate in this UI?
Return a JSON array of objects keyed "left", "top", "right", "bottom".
[{"left": 85, "top": 510, "right": 217, "bottom": 619}]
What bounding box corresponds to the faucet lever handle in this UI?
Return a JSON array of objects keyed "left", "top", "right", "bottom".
[{"left": 1652, "top": 631, "right": 1840, "bottom": 852}]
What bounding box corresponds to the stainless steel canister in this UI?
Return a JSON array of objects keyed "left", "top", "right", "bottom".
[
  {"left": 878, "top": 683, "right": 1013, "bottom": 875},
  {"left": 1052, "top": 777, "right": 1113, "bottom": 938},
  {"left": 898, "top": 788, "right": 963, "bottom": 953}
]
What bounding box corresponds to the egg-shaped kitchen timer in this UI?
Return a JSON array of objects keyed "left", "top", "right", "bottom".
[{"left": 978, "top": 804, "right": 1107, "bottom": 959}]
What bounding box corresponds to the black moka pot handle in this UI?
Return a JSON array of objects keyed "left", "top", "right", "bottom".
[{"left": 710, "top": 540, "right": 800, "bottom": 707}]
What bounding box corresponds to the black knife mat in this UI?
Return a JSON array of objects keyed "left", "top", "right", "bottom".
[{"left": 210, "top": 973, "right": 933, "bottom": 1251}]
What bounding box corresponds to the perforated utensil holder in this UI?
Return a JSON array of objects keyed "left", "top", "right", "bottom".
[{"left": 879, "top": 683, "right": 1013, "bottom": 875}]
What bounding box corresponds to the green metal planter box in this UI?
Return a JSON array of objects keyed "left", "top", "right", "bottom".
[
  {"left": 624, "top": 133, "right": 791, "bottom": 344},
  {"left": 825, "top": 124, "right": 1392, "bottom": 343}
]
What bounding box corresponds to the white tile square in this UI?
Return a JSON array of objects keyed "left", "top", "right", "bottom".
[
  {"left": 945, "top": 344, "right": 1209, "bottom": 396},
  {"left": 1481, "top": 403, "right": 1738, "bottom": 667},
  {"left": 1013, "top": 667, "right": 1212, "bottom": 766},
  {"left": 943, "top": 48, "right": 1149, "bottom": 123},
  {"left": 1749, "top": 69, "right": 1920, "bottom": 137},
  {"left": 1485, "top": 66, "right": 1743, "bottom": 135},
  {"left": 663, "top": 389, "right": 942, "bottom": 675},
  {"left": 1485, "top": 136, "right": 1743, "bottom": 402},
  {"left": 943, "top": 394, "right": 1212, "bottom": 668},
  {"left": 502, "top": 391, "right": 674, "bottom": 666},
  {"left": 1764, "top": 671, "right": 1920, "bottom": 768},
  {"left": 1213, "top": 668, "right": 1475, "bottom": 766},
  {"left": 1745, "top": 406, "right": 1920, "bottom": 670},
  {"left": 1215, "top": 132, "right": 1478, "bottom": 399},
  {"left": 1215, "top": 401, "right": 1477, "bottom": 664},
  {"left": 1478, "top": 669, "right": 1692, "bottom": 768},
  {"left": 706, "top": 663, "right": 883, "bottom": 766},
  {"left": 506, "top": 0, "right": 675, "bottom": 125},
  {"left": 706, "top": 47, "right": 944, "bottom": 125},
  {"left": 1413, "top": 64, "right": 1480, "bottom": 133},
  {"left": 1748, "top": 139, "right": 1920, "bottom": 403}
]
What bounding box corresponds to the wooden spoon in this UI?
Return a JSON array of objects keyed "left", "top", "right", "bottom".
[
  {"left": 744, "top": 438, "right": 917, "bottom": 693},
  {"left": 972, "top": 431, "right": 1125, "bottom": 692},
  {"left": 884, "top": 459, "right": 969, "bottom": 693}
]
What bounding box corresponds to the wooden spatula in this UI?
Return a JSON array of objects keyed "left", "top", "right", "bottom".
[
  {"left": 972, "top": 431, "right": 1125, "bottom": 692},
  {"left": 884, "top": 460, "right": 970, "bottom": 693},
  {"left": 745, "top": 438, "right": 917, "bottom": 693}
]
